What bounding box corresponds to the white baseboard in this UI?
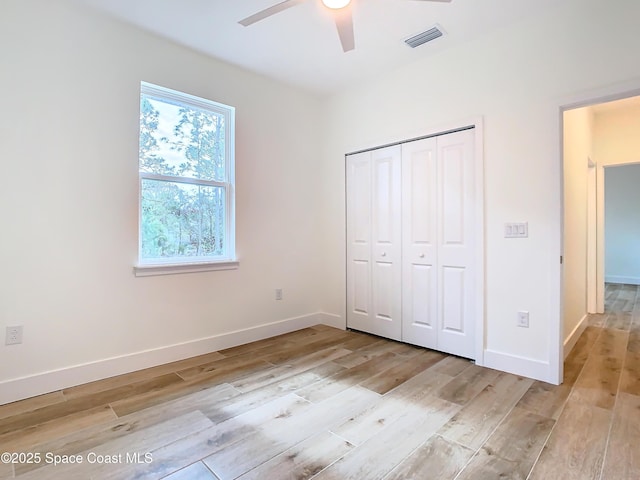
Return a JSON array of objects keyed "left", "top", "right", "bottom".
[
  {"left": 605, "top": 275, "right": 640, "bottom": 285},
  {"left": 483, "top": 349, "right": 554, "bottom": 384},
  {"left": 315, "top": 312, "right": 345, "bottom": 330},
  {"left": 563, "top": 314, "right": 589, "bottom": 360},
  {"left": 0, "top": 312, "right": 335, "bottom": 406}
]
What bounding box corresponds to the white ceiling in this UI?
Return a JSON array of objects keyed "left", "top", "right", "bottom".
[{"left": 76, "top": 0, "right": 563, "bottom": 95}]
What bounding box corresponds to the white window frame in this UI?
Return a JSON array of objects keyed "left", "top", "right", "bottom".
[{"left": 134, "top": 82, "right": 237, "bottom": 277}]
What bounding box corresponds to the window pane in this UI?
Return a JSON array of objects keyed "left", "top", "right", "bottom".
[
  {"left": 139, "top": 95, "right": 226, "bottom": 182},
  {"left": 141, "top": 179, "right": 226, "bottom": 260}
]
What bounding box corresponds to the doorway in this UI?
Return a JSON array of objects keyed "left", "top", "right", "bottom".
[{"left": 562, "top": 94, "right": 640, "bottom": 363}]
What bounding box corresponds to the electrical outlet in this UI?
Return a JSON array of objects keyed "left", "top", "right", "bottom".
[
  {"left": 5, "top": 326, "right": 23, "bottom": 345},
  {"left": 517, "top": 311, "right": 529, "bottom": 328},
  {"left": 275, "top": 288, "right": 283, "bottom": 301}
]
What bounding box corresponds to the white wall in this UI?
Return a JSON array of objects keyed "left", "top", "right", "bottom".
[
  {"left": 562, "top": 108, "right": 593, "bottom": 346},
  {"left": 320, "top": 0, "right": 640, "bottom": 383},
  {"left": 605, "top": 165, "right": 640, "bottom": 284},
  {"left": 594, "top": 104, "right": 640, "bottom": 165},
  {"left": 0, "top": 0, "right": 329, "bottom": 403}
]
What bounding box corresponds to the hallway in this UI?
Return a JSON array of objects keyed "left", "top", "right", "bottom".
[{"left": 528, "top": 283, "right": 640, "bottom": 479}]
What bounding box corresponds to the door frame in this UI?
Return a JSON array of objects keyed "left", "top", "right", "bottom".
[
  {"left": 596, "top": 160, "right": 640, "bottom": 309},
  {"left": 558, "top": 80, "right": 640, "bottom": 383},
  {"left": 344, "top": 116, "right": 486, "bottom": 366}
]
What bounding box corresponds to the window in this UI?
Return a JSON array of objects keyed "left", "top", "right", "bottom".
[{"left": 135, "top": 82, "right": 236, "bottom": 276}]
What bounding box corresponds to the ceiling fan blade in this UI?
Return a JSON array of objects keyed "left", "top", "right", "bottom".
[
  {"left": 334, "top": 8, "right": 355, "bottom": 52},
  {"left": 239, "top": 0, "right": 308, "bottom": 27}
]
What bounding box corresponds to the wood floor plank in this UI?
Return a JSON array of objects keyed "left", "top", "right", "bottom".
[
  {"left": 330, "top": 340, "right": 405, "bottom": 369},
  {"left": 438, "top": 373, "right": 533, "bottom": 449},
  {"left": 566, "top": 325, "right": 601, "bottom": 358},
  {"left": 384, "top": 364, "right": 457, "bottom": 399},
  {"left": 12, "top": 411, "right": 214, "bottom": 480},
  {"left": 100, "top": 425, "right": 229, "bottom": 480},
  {"left": 436, "top": 365, "right": 500, "bottom": 406},
  {"left": 360, "top": 350, "right": 445, "bottom": 395},
  {"left": 62, "top": 352, "right": 225, "bottom": 400},
  {"left": 89, "top": 393, "right": 313, "bottom": 477},
  {"left": 296, "top": 352, "right": 401, "bottom": 403},
  {"left": 230, "top": 346, "right": 352, "bottom": 393},
  {"left": 234, "top": 431, "right": 353, "bottom": 480},
  {"left": 456, "top": 406, "right": 554, "bottom": 480},
  {"left": 312, "top": 396, "right": 460, "bottom": 480},
  {"left": 77, "top": 410, "right": 217, "bottom": 480},
  {"left": 330, "top": 370, "right": 457, "bottom": 446},
  {"left": 0, "top": 405, "right": 117, "bottom": 454},
  {"left": 600, "top": 392, "right": 640, "bottom": 480},
  {"left": 163, "top": 462, "right": 218, "bottom": 480},
  {"left": 516, "top": 381, "right": 571, "bottom": 420},
  {"left": 563, "top": 326, "right": 602, "bottom": 385},
  {"left": 0, "top": 374, "right": 183, "bottom": 437},
  {"left": 528, "top": 400, "right": 611, "bottom": 480},
  {"left": 199, "top": 363, "right": 346, "bottom": 425},
  {"left": 587, "top": 313, "right": 608, "bottom": 327},
  {"left": 0, "top": 462, "right": 13, "bottom": 480},
  {"left": 0, "top": 392, "right": 66, "bottom": 421},
  {"left": 175, "top": 355, "right": 273, "bottom": 382},
  {"left": 591, "top": 328, "right": 629, "bottom": 357},
  {"left": 384, "top": 435, "right": 473, "bottom": 480},
  {"left": 259, "top": 330, "right": 354, "bottom": 366},
  {"left": 199, "top": 392, "right": 312, "bottom": 449},
  {"left": 618, "top": 284, "right": 637, "bottom": 312},
  {"left": 569, "top": 354, "right": 622, "bottom": 410},
  {"left": 13, "top": 385, "right": 237, "bottom": 476},
  {"left": 620, "top": 351, "right": 640, "bottom": 396},
  {"left": 628, "top": 331, "right": 640, "bottom": 353},
  {"left": 430, "top": 356, "right": 474, "bottom": 377},
  {"left": 605, "top": 311, "right": 632, "bottom": 331},
  {"left": 203, "top": 386, "right": 380, "bottom": 479},
  {"left": 216, "top": 328, "right": 321, "bottom": 358},
  {"left": 109, "top": 374, "right": 241, "bottom": 417},
  {"left": 608, "top": 284, "right": 635, "bottom": 314},
  {"left": 338, "top": 331, "right": 384, "bottom": 351},
  {"left": 632, "top": 301, "right": 640, "bottom": 332}
]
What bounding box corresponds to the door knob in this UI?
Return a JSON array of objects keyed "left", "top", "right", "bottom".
[
  {"left": 419, "top": 253, "right": 425, "bottom": 258},
  {"left": 381, "top": 252, "right": 387, "bottom": 257}
]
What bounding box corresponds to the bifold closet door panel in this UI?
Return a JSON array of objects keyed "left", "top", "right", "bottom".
[
  {"left": 401, "top": 137, "right": 438, "bottom": 349},
  {"left": 371, "top": 146, "right": 402, "bottom": 341},
  {"left": 346, "top": 146, "right": 402, "bottom": 341},
  {"left": 436, "top": 129, "right": 476, "bottom": 359},
  {"left": 346, "top": 151, "right": 373, "bottom": 334}
]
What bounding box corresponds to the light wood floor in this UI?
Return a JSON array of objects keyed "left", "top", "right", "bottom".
[{"left": 1, "top": 283, "right": 638, "bottom": 480}]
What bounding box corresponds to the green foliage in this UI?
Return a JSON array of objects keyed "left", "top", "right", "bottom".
[{"left": 139, "top": 96, "right": 226, "bottom": 260}]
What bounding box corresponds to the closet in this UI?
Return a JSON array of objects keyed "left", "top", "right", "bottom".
[{"left": 346, "top": 128, "right": 478, "bottom": 359}]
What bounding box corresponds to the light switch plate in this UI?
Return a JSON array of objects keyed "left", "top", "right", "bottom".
[{"left": 505, "top": 222, "right": 528, "bottom": 238}]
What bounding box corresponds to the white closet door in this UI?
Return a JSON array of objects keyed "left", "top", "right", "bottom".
[
  {"left": 371, "top": 146, "right": 402, "bottom": 340},
  {"left": 401, "top": 137, "right": 438, "bottom": 348},
  {"left": 346, "top": 151, "right": 372, "bottom": 334},
  {"left": 346, "top": 146, "right": 402, "bottom": 340},
  {"left": 436, "top": 129, "right": 476, "bottom": 358}
]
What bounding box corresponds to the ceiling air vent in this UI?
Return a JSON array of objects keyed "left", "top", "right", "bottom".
[{"left": 405, "top": 25, "right": 443, "bottom": 48}]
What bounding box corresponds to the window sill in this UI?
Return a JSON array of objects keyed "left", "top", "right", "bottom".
[{"left": 134, "top": 260, "right": 239, "bottom": 277}]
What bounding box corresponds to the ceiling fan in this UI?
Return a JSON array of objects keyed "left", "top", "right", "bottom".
[{"left": 239, "top": 0, "right": 452, "bottom": 53}]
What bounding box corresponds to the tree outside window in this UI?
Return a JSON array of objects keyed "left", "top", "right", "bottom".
[{"left": 138, "top": 83, "right": 235, "bottom": 266}]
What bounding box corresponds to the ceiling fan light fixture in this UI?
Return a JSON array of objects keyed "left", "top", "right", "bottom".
[{"left": 322, "top": 0, "right": 351, "bottom": 9}]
